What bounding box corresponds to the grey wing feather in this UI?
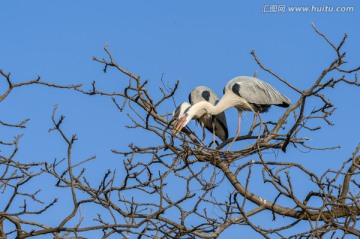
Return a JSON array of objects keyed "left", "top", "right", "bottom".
[
  {"left": 226, "top": 76, "right": 291, "bottom": 106},
  {"left": 212, "top": 104, "right": 229, "bottom": 140},
  {"left": 189, "top": 86, "right": 221, "bottom": 105},
  {"left": 188, "top": 92, "right": 193, "bottom": 105},
  {"left": 189, "top": 86, "right": 216, "bottom": 105}
]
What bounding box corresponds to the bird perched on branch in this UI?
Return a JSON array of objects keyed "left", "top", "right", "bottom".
[
  {"left": 172, "top": 86, "right": 228, "bottom": 146},
  {"left": 173, "top": 76, "right": 290, "bottom": 149}
]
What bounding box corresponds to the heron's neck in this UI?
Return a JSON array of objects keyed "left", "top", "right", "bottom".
[
  {"left": 187, "top": 101, "right": 213, "bottom": 119},
  {"left": 187, "top": 91, "right": 245, "bottom": 118},
  {"left": 211, "top": 92, "right": 244, "bottom": 114}
]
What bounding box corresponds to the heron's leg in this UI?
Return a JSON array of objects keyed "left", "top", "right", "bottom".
[
  {"left": 227, "top": 111, "right": 242, "bottom": 151},
  {"left": 257, "top": 112, "right": 264, "bottom": 135},
  {"left": 208, "top": 140, "right": 220, "bottom": 148},
  {"left": 212, "top": 122, "right": 216, "bottom": 149},
  {"left": 201, "top": 126, "right": 206, "bottom": 144},
  {"left": 248, "top": 113, "right": 258, "bottom": 136},
  {"left": 207, "top": 123, "right": 217, "bottom": 148},
  {"left": 257, "top": 112, "right": 263, "bottom": 124}
]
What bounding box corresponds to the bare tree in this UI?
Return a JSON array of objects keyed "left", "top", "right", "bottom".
[{"left": 1, "top": 25, "right": 359, "bottom": 239}]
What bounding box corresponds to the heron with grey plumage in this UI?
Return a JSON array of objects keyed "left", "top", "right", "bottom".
[
  {"left": 173, "top": 76, "right": 291, "bottom": 150},
  {"left": 172, "top": 86, "right": 228, "bottom": 147}
]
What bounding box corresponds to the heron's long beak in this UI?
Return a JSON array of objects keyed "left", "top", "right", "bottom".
[{"left": 172, "top": 116, "right": 187, "bottom": 135}]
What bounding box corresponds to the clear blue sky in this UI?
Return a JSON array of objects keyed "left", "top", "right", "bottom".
[{"left": 1, "top": 1, "right": 360, "bottom": 238}]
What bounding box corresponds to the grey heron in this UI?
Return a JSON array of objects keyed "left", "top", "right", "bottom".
[
  {"left": 173, "top": 76, "right": 290, "bottom": 149},
  {"left": 172, "top": 86, "right": 228, "bottom": 146}
]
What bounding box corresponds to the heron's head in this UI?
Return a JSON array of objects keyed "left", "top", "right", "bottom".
[
  {"left": 171, "top": 101, "right": 208, "bottom": 136},
  {"left": 172, "top": 102, "right": 191, "bottom": 120},
  {"left": 172, "top": 113, "right": 192, "bottom": 135}
]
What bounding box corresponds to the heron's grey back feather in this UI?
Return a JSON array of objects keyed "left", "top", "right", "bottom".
[
  {"left": 189, "top": 86, "right": 228, "bottom": 140},
  {"left": 224, "top": 76, "right": 290, "bottom": 112}
]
